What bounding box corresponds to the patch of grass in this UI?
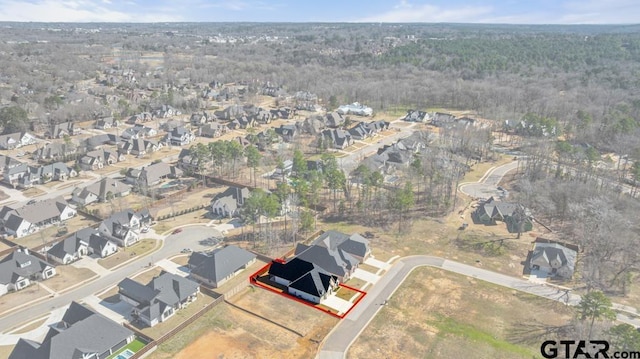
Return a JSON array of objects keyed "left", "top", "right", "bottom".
[
  {"left": 106, "top": 338, "right": 147, "bottom": 359},
  {"left": 335, "top": 286, "right": 360, "bottom": 301},
  {"left": 432, "top": 315, "right": 535, "bottom": 357},
  {"left": 45, "top": 266, "right": 96, "bottom": 293},
  {"left": 357, "top": 263, "right": 379, "bottom": 273},
  {"left": 98, "top": 239, "right": 158, "bottom": 269},
  {"left": 345, "top": 277, "right": 367, "bottom": 290},
  {"left": 139, "top": 292, "right": 216, "bottom": 340},
  {"left": 8, "top": 316, "right": 48, "bottom": 334}
]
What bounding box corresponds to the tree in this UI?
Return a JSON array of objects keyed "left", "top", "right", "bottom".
[
  {"left": 608, "top": 324, "right": 640, "bottom": 352},
  {"left": 577, "top": 291, "right": 616, "bottom": 340},
  {"left": 0, "top": 106, "right": 29, "bottom": 134},
  {"left": 244, "top": 146, "right": 261, "bottom": 187},
  {"left": 292, "top": 149, "right": 306, "bottom": 178}
]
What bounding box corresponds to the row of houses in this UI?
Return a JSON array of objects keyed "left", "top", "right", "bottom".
[{"left": 3, "top": 162, "right": 77, "bottom": 189}]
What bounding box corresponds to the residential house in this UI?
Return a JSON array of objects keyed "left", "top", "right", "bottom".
[
  {"left": 473, "top": 197, "right": 533, "bottom": 233},
  {"left": 71, "top": 177, "right": 131, "bottom": 206},
  {"left": 78, "top": 148, "right": 123, "bottom": 171},
  {"left": 153, "top": 104, "right": 181, "bottom": 118},
  {"left": 300, "top": 115, "right": 326, "bottom": 135},
  {"left": 294, "top": 242, "right": 359, "bottom": 282},
  {"left": 268, "top": 258, "right": 338, "bottom": 304},
  {"left": 430, "top": 112, "right": 456, "bottom": 127},
  {"left": 255, "top": 109, "right": 272, "bottom": 124},
  {"left": 366, "top": 120, "right": 390, "bottom": 133},
  {"left": 348, "top": 122, "right": 374, "bottom": 140},
  {"left": 402, "top": 110, "right": 428, "bottom": 122},
  {"left": 32, "top": 142, "right": 77, "bottom": 162},
  {"left": 166, "top": 126, "right": 195, "bottom": 146},
  {"left": 8, "top": 301, "right": 135, "bottom": 359},
  {"left": 274, "top": 124, "right": 298, "bottom": 143},
  {"left": 134, "top": 162, "right": 183, "bottom": 188},
  {"left": 47, "top": 228, "right": 118, "bottom": 265},
  {"left": 0, "top": 155, "right": 23, "bottom": 173},
  {"left": 94, "top": 116, "right": 120, "bottom": 129},
  {"left": 190, "top": 112, "right": 213, "bottom": 126},
  {"left": 325, "top": 112, "right": 346, "bottom": 128},
  {"left": 273, "top": 160, "right": 293, "bottom": 178},
  {"left": 119, "top": 138, "right": 161, "bottom": 157},
  {"left": 2, "top": 196, "right": 76, "bottom": 238},
  {"left": 0, "top": 248, "right": 56, "bottom": 296},
  {"left": 527, "top": 238, "right": 578, "bottom": 280},
  {"left": 198, "top": 122, "right": 227, "bottom": 138},
  {"left": 98, "top": 209, "right": 145, "bottom": 247},
  {"left": 118, "top": 271, "right": 199, "bottom": 327},
  {"left": 210, "top": 186, "right": 251, "bottom": 218},
  {"left": 0, "top": 132, "right": 36, "bottom": 150},
  {"left": 270, "top": 107, "right": 293, "bottom": 119},
  {"left": 312, "top": 230, "right": 371, "bottom": 262},
  {"left": 84, "top": 133, "right": 119, "bottom": 150},
  {"left": 337, "top": 102, "right": 373, "bottom": 116},
  {"left": 188, "top": 245, "right": 257, "bottom": 288},
  {"left": 46, "top": 121, "right": 79, "bottom": 138},
  {"left": 121, "top": 125, "right": 157, "bottom": 140},
  {"left": 322, "top": 129, "right": 354, "bottom": 149},
  {"left": 228, "top": 116, "right": 256, "bottom": 130},
  {"left": 127, "top": 112, "right": 153, "bottom": 124}
]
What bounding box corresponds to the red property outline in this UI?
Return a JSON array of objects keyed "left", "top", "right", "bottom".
[{"left": 249, "top": 261, "right": 367, "bottom": 319}]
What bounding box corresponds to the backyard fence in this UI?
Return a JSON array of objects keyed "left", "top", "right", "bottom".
[{"left": 124, "top": 291, "right": 225, "bottom": 359}]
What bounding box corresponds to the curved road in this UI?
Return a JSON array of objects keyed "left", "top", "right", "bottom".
[
  {"left": 458, "top": 160, "right": 520, "bottom": 199},
  {"left": 0, "top": 225, "right": 222, "bottom": 334},
  {"left": 318, "top": 255, "right": 640, "bottom": 359}
]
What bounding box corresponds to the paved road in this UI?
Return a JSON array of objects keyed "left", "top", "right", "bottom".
[
  {"left": 458, "top": 160, "right": 520, "bottom": 199},
  {"left": 0, "top": 225, "right": 221, "bottom": 334},
  {"left": 318, "top": 255, "right": 640, "bottom": 359}
]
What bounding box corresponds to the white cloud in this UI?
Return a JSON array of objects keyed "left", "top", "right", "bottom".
[
  {"left": 559, "top": 0, "right": 640, "bottom": 24},
  {"left": 357, "top": 1, "right": 493, "bottom": 23},
  {"left": 0, "top": 0, "right": 182, "bottom": 22}
]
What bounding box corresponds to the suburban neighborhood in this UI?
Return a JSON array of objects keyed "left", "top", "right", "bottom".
[{"left": 0, "top": 20, "right": 638, "bottom": 359}]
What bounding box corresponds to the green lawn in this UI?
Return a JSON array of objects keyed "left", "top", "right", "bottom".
[{"left": 106, "top": 338, "right": 146, "bottom": 359}]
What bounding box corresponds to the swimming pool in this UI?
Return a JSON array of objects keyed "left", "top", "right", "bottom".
[{"left": 115, "top": 349, "right": 135, "bottom": 359}]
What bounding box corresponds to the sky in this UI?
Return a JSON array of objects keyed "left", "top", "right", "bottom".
[{"left": 0, "top": 0, "right": 637, "bottom": 24}]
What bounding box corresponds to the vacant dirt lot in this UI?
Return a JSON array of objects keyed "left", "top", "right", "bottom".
[
  {"left": 349, "top": 267, "right": 573, "bottom": 359},
  {"left": 44, "top": 265, "right": 96, "bottom": 293},
  {"left": 150, "top": 287, "right": 338, "bottom": 359}
]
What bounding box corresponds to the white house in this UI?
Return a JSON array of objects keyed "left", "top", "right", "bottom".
[{"left": 2, "top": 197, "right": 76, "bottom": 238}]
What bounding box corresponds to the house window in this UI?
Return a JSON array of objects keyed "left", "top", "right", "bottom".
[
  {"left": 19, "top": 260, "right": 31, "bottom": 268},
  {"left": 44, "top": 270, "right": 53, "bottom": 277}
]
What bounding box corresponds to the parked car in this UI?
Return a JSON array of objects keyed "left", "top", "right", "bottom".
[
  {"left": 172, "top": 228, "right": 183, "bottom": 234},
  {"left": 181, "top": 248, "right": 192, "bottom": 253},
  {"left": 141, "top": 227, "right": 149, "bottom": 233}
]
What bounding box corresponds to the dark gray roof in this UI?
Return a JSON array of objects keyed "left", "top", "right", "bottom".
[
  {"left": 0, "top": 249, "right": 53, "bottom": 285},
  {"left": 118, "top": 271, "right": 199, "bottom": 320},
  {"left": 73, "top": 177, "right": 130, "bottom": 201},
  {"left": 5, "top": 196, "right": 70, "bottom": 226},
  {"left": 189, "top": 245, "right": 256, "bottom": 283},
  {"left": 9, "top": 301, "right": 133, "bottom": 359},
  {"left": 314, "top": 231, "right": 370, "bottom": 259},
  {"left": 294, "top": 243, "right": 358, "bottom": 277},
  {"left": 289, "top": 268, "right": 336, "bottom": 298},
  {"left": 268, "top": 258, "right": 325, "bottom": 283}
]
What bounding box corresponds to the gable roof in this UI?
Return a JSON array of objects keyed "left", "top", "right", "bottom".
[
  {"left": 0, "top": 249, "right": 53, "bottom": 285},
  {"left": 289, "top": 268, "right": 336, "bottom": 298},
  {"left": 140, "top": 162, "right": 182, "bottom": 186},
  {"left": 268, "top": 257, "right": 324, "bottom": 283},
  {"left": 3, "top": 196, "right": 70, "bottom": 225},
  {"left": 314, "top": 230, "right": 370, "bottom": 259},
  {"left": 294, "top": 243, "right": 358, "bottom": 277},
  {"left": 72, "top": 177, "right": 130, "bottom": 202},
  {"left": 188, "top": 245, "right": 256, "bottom": 283},
  {"left": 118, "top": 271, "right": 199, "bottom": 310},
  {"left": 9, "top": 301, "right": 133, "bottom": 359}
]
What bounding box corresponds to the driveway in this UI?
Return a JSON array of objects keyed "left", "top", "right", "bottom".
[
  {"left": 83, "top": 294, "right": 132, "bottom": 324},
  {"left": 351, "top": 268, "right": 379, "bottom": 284},
  {"left": 322, "top": 295, "right": 353, "bottom": 316},
  {"left": 156, "top": 258, "right": 190, "bottom": 277},
  {"left": 72, "top": 256, "right": 112, "bottom": 277}
]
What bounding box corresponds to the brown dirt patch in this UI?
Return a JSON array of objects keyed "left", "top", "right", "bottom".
[
  {"left": 0, "top": 345, "right": 14, "bottom": 359},
  {"left": 0, "top": 285, "right": 49, "bottom": 315},
  {"left": 45, "top": 265, "right": 96, "bottom": 293}
]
